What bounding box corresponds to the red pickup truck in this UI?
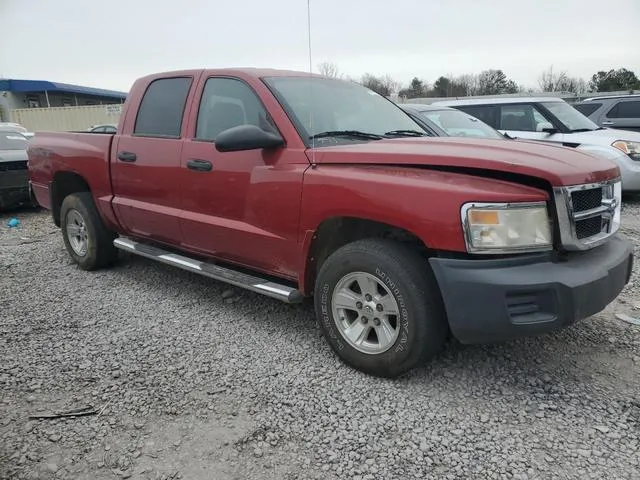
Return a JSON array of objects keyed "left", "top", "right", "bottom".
[{"left": 27, "top": 69, "right": 634, "bottom": 377}]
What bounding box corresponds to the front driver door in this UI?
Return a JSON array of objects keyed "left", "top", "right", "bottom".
[
  {"left": 178, "top": 76, "right": 303, "bottom": 278},
  {"left": 497, "top": 103, "right": 565, "bottom": 144}
]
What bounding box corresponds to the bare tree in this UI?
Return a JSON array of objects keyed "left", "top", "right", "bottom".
[
  {"left": 538, "top": 65, "right": 586, "bottom": 94},
  {"left": 317, "top": 62, "right": 342, "bottom": 78},
  {"left": 359, "top": 73, "right": 400, "bottom": 97},
  {"left": 454, "top": 74, "right": 480, "bottom": 96}
]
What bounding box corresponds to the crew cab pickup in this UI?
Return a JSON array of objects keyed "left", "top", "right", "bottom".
[{"left": 27, "top": 69, "right": 634, "bottom": 378}]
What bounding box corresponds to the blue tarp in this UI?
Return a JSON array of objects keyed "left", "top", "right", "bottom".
[{"left": 0, "top": 79, "right": 127, "bottom": 99}]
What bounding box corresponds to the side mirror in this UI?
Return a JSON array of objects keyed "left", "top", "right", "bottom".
[
  {"left": 214, "top": 124, "right": 284, "bottom": 153},
  {"left": 536, "top": 121, "right": 558, "bottom": 134}
]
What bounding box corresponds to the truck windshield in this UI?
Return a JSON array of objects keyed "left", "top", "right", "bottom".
[
  {"left": 420, "top": 109, "right": 504, "bottom": 139},
  {"left": 263, "top": 76, "right": 425, "bottom": 144},
  {"left": 540, "top": 101, "right": 600, "bottom": 132},
  {"left": 0, "top": 132, "right": 28, "bottom": 150}
]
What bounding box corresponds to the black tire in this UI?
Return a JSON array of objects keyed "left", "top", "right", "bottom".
[
  {"left": 314, "top": 238, "right": 448, "bottom": 378},
  {"left": 60, "top": 192, "right": 117, "bottom": 270}
]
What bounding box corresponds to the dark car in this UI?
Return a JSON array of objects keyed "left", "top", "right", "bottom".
[
  {"left": 0, "top": 130, "right": 30, "bottom": 209},
  {"left": 399, "top": 104, "right": 506, "bottom": 139},
  {"left": 89, "top": 124, "right": 118, "bottom": 134},
  {"left": 573, "top": 95, "right": 640, "bottom": 132}
]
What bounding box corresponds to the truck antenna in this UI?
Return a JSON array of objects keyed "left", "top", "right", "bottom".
[{"left": 307, "top": 0, "right": 317, "bottom": 168}]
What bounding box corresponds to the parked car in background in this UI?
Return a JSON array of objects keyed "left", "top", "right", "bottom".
[
  {"left": 0, "top": 131, "right": 30, "bottom": 209},
  {"left": 434, "top": 97, "right": 640, "bottom": 192},
  {"left": 0, "top": 122, "right": 34, "bottom": 139},
  {"left": 89, "top": 124, "right": 118, "bottom": 134},
  {"left": 573, "top": 95, "right": 640, "bottom": 133},
  {"left": 399, "top": 104, "right": 505, "bottom": 139},
  {"left": 27, "top": 68, "right": 633, "bottom": 378}
]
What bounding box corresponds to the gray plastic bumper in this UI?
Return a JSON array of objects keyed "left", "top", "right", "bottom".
[{"left": 429, "top": 234, "right": 634, "bottom": 344}]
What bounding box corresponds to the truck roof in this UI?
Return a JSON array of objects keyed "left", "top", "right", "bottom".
[{"left": 136, "top": 68, "right": 324, "bottom": 83}]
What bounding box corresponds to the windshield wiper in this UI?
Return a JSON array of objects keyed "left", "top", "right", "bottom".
[
  {"left": 384, "top": 129, "right": 427, "bottom": 137},
  {"left": 310, "top": 130, "right": 384, "bottom": 141},
  {"left": 568, "top": 128, "right": 596, "bottom": 133}
]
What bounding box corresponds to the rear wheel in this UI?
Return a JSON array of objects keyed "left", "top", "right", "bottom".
[
  {"left": 314, "top": 238, "right": 448, "bottom": 378},
  {"left": 60, "top": 192, "right": 117, "bottom": 270}
]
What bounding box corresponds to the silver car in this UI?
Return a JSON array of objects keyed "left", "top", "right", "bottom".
[{"left": 573, "top": 95, "right": 640, "bottom": 133}]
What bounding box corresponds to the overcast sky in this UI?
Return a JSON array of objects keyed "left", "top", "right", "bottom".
[{"left": 2, "top": 0, "right": 638, "bottom": 93}]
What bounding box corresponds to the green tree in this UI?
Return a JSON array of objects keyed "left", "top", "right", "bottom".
[
  {"left": 477, "top": 69, "right": 519, "bottom": 95},
  {"left": 399, "top": 77, "right": 427, "bottom": 99},
  {"left": 430, "top": 76, "right": 468, "bottom": 97},
  {"left": 589, "top": 68, "right": 640, "bottom": 92}
]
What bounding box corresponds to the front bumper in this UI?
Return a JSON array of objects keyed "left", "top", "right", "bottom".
[
  {"left": 612, "top": 152, "right": 640, "bottom": 192},
  {"left": 429, "top": 234, "right": 634, "bottom": 344},
  {"left": 0, "top": 170, "right": 30, "bottom": 208}
]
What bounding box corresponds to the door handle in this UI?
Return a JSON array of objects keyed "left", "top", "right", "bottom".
[
  {"left": 117, "top": 151, "right": 137, "bottom": 162},
  {"left": 602, "top": 121, "right": 614, "bottom": 126},
  {"left": 186, "top": 159, "right": 213, "bottom": 172}
]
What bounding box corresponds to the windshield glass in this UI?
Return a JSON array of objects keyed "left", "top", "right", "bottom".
[
  {"left": 420, "top": 109, "right": 504, "bottom": 139},
  {"left": 0, "top": 132, "right": 28, "bottom": 150},
  {"left": 541, "top": 101, "right": 599, "bottom": 131},
  {"left": 263, "top": 76, "right": 424, "bottom": 143}
]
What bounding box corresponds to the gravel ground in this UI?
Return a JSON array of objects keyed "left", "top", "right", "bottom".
[{"left": 1, "top": 204, "right": 639, "bottom": 480}]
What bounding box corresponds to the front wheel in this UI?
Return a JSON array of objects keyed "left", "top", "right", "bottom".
[{"left": 314, "top": 239, "right": 448, "bottom": 378}]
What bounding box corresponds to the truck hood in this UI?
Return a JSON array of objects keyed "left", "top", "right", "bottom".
[
  {"left": 0, "top": 149, "right": 28, "bottom": 163},
  {"left": 563, "top": 127, "right": 640, "bottom": 145},
  {"left": 307, "top": 137, "right": 619, "bottom": 186}
]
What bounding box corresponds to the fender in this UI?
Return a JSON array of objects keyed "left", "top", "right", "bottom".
[{"left": 297, "top": 164, "right": 549, "bottom": 291}]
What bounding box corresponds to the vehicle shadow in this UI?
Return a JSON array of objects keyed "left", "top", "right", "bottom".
[
  {"left": 0, "top": 203, "right": 43, "bottom": 220},
  {"left": 112, "top": 253, "right": 617, "bottom": 395}
]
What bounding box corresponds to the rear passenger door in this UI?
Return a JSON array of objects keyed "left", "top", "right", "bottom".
[
  {"left": 111, "top": 76, "right": 196, "bottom": 245},
  {"left": 602, "top": 100, "right": 640, "bottom": 132}
]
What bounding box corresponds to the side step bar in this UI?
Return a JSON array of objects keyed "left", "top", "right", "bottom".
[{"left": 113, "top": 238, "right": 303, "bottom": 303}]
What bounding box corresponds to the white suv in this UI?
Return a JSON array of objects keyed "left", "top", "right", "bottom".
[{"left": 433, "top": 97, "right": 640, "bottom": 192}]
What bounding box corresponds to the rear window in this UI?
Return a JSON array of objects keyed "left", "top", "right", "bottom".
[
  {"left": 134, "top": 77, "right": 192, "bottom": 137},
  {"left": 0, "top": 132, "right": 28, "bottom": 150},
  {"left": 455, "top": 105, "right": 500, "bottom": 129},
  {"left": 573, "top": 103, "right": 602, "bottom": 116}
]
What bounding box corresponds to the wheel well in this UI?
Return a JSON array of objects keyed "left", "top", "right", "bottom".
[
  {"left": 51, "top": 172, "right": 91, "bottom": 227},
  {"left": 304, "top": 217, "right": 428, "bottom": 294}
]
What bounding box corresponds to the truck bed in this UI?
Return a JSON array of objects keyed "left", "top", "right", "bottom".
[{"left": 27, "top": 131, "right": 116, "bottom": 225}]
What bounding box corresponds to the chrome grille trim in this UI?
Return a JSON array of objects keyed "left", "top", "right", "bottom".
[{"left": 552, "top": 178, "right": 621, "bottom": 251}]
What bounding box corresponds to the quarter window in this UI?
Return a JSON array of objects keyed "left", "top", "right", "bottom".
[
  {"left": 134, "top": 77, "right": 192, "bottom": 137},
  {"left": 195, "top": 77, "right": 275, "bottom": 141},
  {"left": 607, "top": 100, "right": 640, "bottom": 118}
]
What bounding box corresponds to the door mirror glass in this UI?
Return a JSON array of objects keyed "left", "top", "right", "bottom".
[
  {"left": 214, "top": 124, "right": 284, "bottom": 152},
  {"left": 536, "top": 121, "right": 557, "bottom": 134}
]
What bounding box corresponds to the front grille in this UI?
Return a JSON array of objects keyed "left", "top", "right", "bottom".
[
  {"left": 575, "top": 216, "right": 603, "bottom": 239},
  {"left": 571, "top": 188, "right": 602, "bottom": 212},
  {"left": 554, "top": 180, "right": 621, "bottom": 251},
  {"left": 0, "top": 161, "right": 27, "bottom": 172}
]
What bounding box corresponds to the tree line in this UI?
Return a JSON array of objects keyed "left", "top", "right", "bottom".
[{"left": 317, "top": 62, "right": 640, "bottom": 98}]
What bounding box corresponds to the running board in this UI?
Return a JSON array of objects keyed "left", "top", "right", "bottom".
[{"left": 113, "top": 238, "right": 303, "bottom": 303}]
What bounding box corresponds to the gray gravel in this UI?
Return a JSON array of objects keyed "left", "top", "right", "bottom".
[{"left": 1, "top": 204, "right": 639, "bottom": 480}]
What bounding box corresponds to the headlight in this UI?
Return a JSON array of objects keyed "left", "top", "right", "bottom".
[
  {"left": 612, "top": 140, "right": 640, "bottom": 160},
  {"left": 461, "top": 202, "right": 552, "bottom": 253}
]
